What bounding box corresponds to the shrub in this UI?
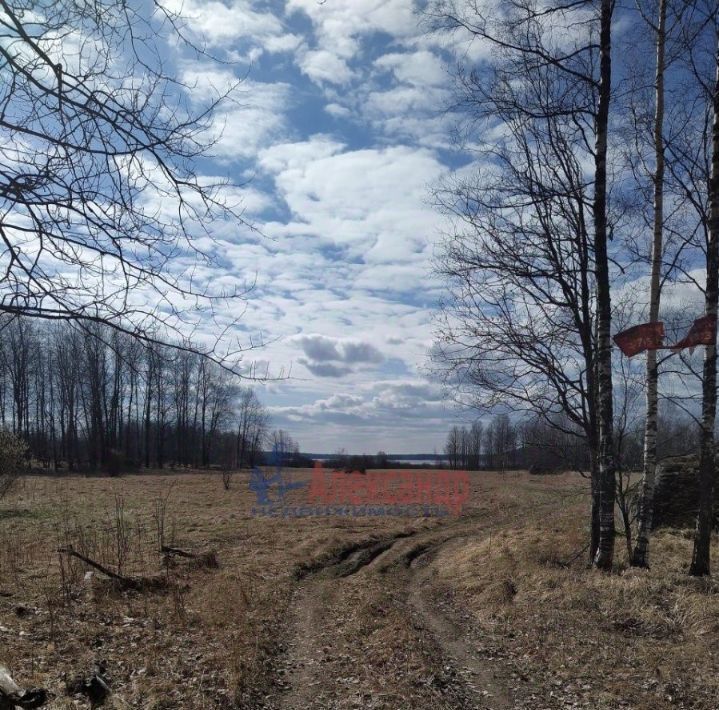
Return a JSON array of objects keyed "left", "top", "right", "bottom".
[{"left": 0, "top": 430, "right": 28, "bottom": 499}]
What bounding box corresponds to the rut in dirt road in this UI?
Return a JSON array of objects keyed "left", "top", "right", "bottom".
[
  {"left": 407, "top": 538, "right": 514, "bottom": 709},
  {"left": 275, "top": 529, "right": 423, "bottom": 710},
  {"left": 274, "top": 580, "right": 332, "bottom": 710}
]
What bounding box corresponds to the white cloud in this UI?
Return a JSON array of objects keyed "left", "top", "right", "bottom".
[
  {"left": 287, "top": 0, "right": 416, "bottom": 57},
  {"left": 259, "top": 134, "right": 344, "bottom": 172},
  {"left": 161, "top": 0, "right": 298, "bottom": 54},
  {"left": 268, "top": 377, "right": 451, "bottom": 451},
  {"left": 365, "top": 84, "right": 449, "bottom": 117},
  {"left": 324, "top": 102, "right": 352, "bottom": 118},
  {"left": 181, "top": 67, "right": 294, "bottom": 160},
  {"left": 298, "top": 49, "right": 354, "bottom": 85},
  {"left": 374, "top": 50, "right": 447, "bottom": 86},
  {"left": 258, "top": 138, "right": 448, "bottom": 262},
  {"left": 286, "top": 0, "right": 420, "bottom": 94},
  {"left": 264, "top": 33, "right": 304, "bottom": 54}
]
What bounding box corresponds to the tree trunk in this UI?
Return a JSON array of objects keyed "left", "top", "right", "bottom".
[
  {"left": 593, "top": 0, "right": 616, "bottom": 571},
  {"left": 633, "top": 0, "right": 667, "bottom": 569},
  {"left": 690, "top": 35, "right": 719, "bottom": 578},
  {"left": 590, "top": 453, "right": 601, "bottom": 562}
]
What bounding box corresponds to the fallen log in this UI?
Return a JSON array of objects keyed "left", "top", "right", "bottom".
[
  {"left": 0, "top": 665, "right": 48, "bottom": 709},
  {"left": 57, "top": 547, "right": 168, "bottom": 592},
  {"left": 57, "top": 547, "right": 126, "bottom": 583}
]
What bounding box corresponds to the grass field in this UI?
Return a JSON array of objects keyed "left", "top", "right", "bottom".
[{"left": 0, "top": 469, "right": 717, "bottom": 709}]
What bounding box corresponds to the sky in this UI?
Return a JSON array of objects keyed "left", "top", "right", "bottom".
[
  {"left": 6, "top": 0, "right": 714, "bottom": 455},
  {"left": 157, "top": 0, "right": 486, "bottom": 454}
]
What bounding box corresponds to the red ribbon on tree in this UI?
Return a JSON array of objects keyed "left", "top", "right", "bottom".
[
  {"left": 670, "top": 314, "right": 717, "bottom": 353},
  {"left": 613, "top": 321, "right": 665, "bottom": 357}
]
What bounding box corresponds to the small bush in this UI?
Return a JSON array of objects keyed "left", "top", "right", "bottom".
[
  {"left": 0, "top": 429, "right": 28, "bottom": 499},
  {"left": 103, "top": 448, "right": 139, "bottom": 476}
]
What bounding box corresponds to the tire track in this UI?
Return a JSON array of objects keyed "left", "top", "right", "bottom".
[
  {"left": 406, "top": 538, "right": 514, "bottom": 709},
  {"left": 271, "top": 487, "right": 585, "bottom": 709}
]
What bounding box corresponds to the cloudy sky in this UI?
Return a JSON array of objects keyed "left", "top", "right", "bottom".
[{"left": 159, "top": 0, "right": 484, "bottom": 453}]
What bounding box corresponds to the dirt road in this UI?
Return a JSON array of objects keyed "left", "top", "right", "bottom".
[{"left": 265, "top": 497, "right": 567, "bottom": 710}]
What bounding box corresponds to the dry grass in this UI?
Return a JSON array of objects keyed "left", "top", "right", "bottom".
[
  {"left": 433, "top": 493, "right": 719, "bottom": 709},
  {"left": 0, "top": 470, "right": 409, "bottom": 708},
  {"left": 2, "top": 469, "right": 715, "bottom": 709}
]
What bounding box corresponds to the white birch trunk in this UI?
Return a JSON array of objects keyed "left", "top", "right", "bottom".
[
  {"left": 632, "top": 0, "right": 667, "bottom": 569},
  {"left": 690, "top": 31, "right": 719, "bottom": 577}
]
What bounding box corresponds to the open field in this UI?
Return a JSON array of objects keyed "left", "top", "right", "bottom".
[{"left": 1, "top": 470, "right": 718, "bottom": 709}]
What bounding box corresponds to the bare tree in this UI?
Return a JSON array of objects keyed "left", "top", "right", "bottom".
[
  {"left": 235, "top": 387, "right": 267, "bottom": 468},
  {"left": 519, "top": 414, "right": 590, "bottom": 472},
  {"left": 652, "top": 1, "right": 719, "bottom": 575},
  {"left": 430, "top": 0, "right": 617, "bottom": 560},
  {"left": 592, "top": 0, "right": 617, "bottom": 570},
  {"left": 691, "top": 27, "right": 719, "bottom": 577},
  {"left": 444, "top": 426, "right": 462, "bottom": 469},
  {"left": 0, "top": 429, "right": 26, "bottom": 500},
  {"left": 468, "top": 420, "right": 482, "bottom": 470},
  {"left": 196, "top": 359, "right": 232, "bottom": 467},
  {"left": 487, "top": 414, "right": 516, "bottom": 472},
  {"left": 630, "top": 0, "right": 671, "bottom": 568},
  {"left": 0, "top": 0, "right": 256, "bottom": 368},
  {"left": 271, "top": 430, "right": 298, "bottom": 468}
]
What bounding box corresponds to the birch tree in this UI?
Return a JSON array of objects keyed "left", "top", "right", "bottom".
[
  {"left": 591, "top": 0, "right": 617, "bottom": 570},
  {"left": 632, "top": 0, "right": 669, "bottom": 568},
  {"left": 690, "top": 29, "right": 719, "bottom": 577},
  {"left": 430, "top": 0, "right": 619, "bottom": 564}
]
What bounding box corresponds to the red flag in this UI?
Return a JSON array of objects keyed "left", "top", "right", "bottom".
[
  {"left": 613, "top": 322, "right": 665, "bottom": 357},
  {"left": 671, "top": 314, "right": 717, "bottom": 353}
]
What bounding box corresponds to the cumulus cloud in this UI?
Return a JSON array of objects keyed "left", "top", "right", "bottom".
[
  {"left": 287, "top": 0, "right": 416, "bottom": 59},
  {"left": 325, "top": 102, "right": 352, "bottom": 118},
  {"left": 294, "top": 334, "right": 384, "bottom": 377},
  {"left": 374, "top": 50, "right": 447, "bottom": 86},
  {"left": 296, "top": 334, "right": 342, "bottom": 362},
  {"left": 161, "top": 0, "right": 299, "bottom": 56},
  {"left": 342, "top": 341, "right": 384, "bottom": 364},
  {"left": 268, "top": 378, "right": 451, "bottom": 451},
  {"left": 258, "top": 137, "right": 448, "bottom": 263},
  {"left": 299, "top": 361, "right": 352, "bottom": 378},
  {"left": 180, "top": 67, "right": 293, "bottom": 160},
  {"left": 298, "top": 49, "right": 354, "bottom": 85}
]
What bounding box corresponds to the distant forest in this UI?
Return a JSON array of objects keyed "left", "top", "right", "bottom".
[
  {"left": 0, "top": 317, "right": 271, "bottom": 473},
  {"left": 443, "top": 412, "right": 701, "bottom": 474}
]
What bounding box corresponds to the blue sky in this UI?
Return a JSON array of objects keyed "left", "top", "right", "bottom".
[{"left": 155, "top": 0, "right": 489, "bottom": 453}]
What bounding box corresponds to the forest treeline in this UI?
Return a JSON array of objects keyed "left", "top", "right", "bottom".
[
  {"left": 443, "top": 412, "right": 701, "bottom": 473},
  {"left": 0, "top": 317, "right": 271, "bottom": 472}
]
